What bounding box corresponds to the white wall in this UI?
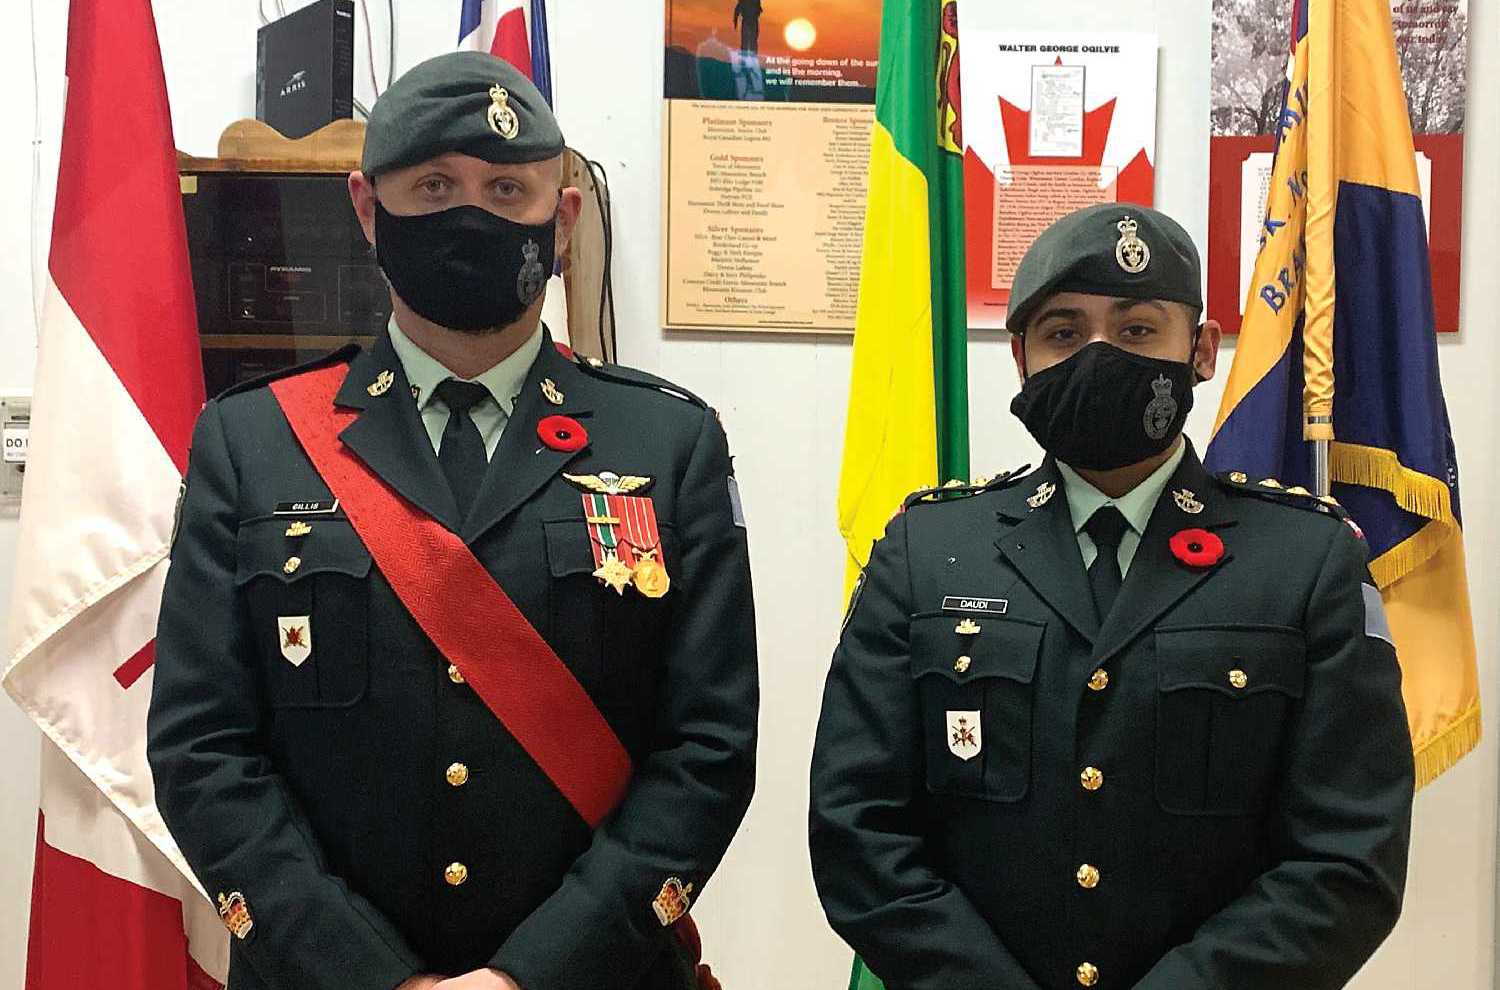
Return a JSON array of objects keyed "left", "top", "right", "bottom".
[{"left": 0, "top": 1, "right": 1494, "bottom": 987}]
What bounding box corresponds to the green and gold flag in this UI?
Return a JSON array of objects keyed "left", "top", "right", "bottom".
[{"left": 837, "top": 4, "right": 969, "bottom": 987}]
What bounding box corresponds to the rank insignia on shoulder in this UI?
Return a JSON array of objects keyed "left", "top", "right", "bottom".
[
  {"left": 652, "top": 877, "right": 694, "bottom": 927},
  {"left": 903, "top": 466, "right": 1029, "bottom": 511},
  {"left": 564, "top": 471, "right": 654, "bottom": 496},
  {"left": 217, "top": 891, "right": 254, "bottom": 940}
]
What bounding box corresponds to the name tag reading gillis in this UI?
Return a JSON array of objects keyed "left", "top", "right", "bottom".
[
  {"left": 942, "top": 596, "right": 1008, "bottom": 615},
  {"left": 273, "top": 499, "right": 340, "bottom": 516}
]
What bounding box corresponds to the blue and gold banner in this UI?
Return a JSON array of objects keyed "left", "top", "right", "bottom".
[{"left": 1205, "top": 0, "right": 1479, "bottom": 787}]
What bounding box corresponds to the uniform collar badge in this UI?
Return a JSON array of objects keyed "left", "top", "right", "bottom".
[
  {"left": 487, "top": 84, "right": 520, "bottom": 139},
  {"left": 1173, "top": 487, "right": 1205, "bottom": 514},
  {"left": 367, "top": 369, "right": 395, "bottom": 397},
  {"left": 1026, "top": 481, "right": 1057, "bottom": 509},
  {"left": 541, "top": 378, "right": 565, "bottom": 406},
  {"left": 1115, "top": 216, "right": 1151, "bottom": 273}
]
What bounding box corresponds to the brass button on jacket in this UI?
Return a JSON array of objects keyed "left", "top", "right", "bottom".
[
  {"left": 447, "top": 663, "right": 465, "bottom": 684},
  {"left": 445, "top": 762, "right": 470, "bottom": 787},
  {"left": 1087, "top": 668, "right": 1109, "bottom": 691},
  {"left": 444, "top": 862, "right": 469, "bottom": 886},
  {"left": 1076, "top": 864, "right": 1101, "bottom": 889},
  {"left": 1076, "top": 962, "right": 1100, "bottom": 987},
  {"left": 1080, "top": 767, "right": 1104, "bottom": 791}
]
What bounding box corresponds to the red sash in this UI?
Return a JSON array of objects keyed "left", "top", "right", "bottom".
[{"left": 270, "top": 364, "right": 632, "bottom": 827}]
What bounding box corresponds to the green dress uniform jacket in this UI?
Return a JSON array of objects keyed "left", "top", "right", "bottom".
[
  {"left": 148, "top": 331, "right": 758, "bottom": 990},
  {"left": 810, "top": 446, "right": 1413, "bottom": 990}
]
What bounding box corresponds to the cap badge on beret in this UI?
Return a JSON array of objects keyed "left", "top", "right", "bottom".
[
  {"left": 487, "top": 84, "right": 520, "bottom": 140},
  {"left": 1115, "top": 216, "right": 1151, "bottom": 274}
]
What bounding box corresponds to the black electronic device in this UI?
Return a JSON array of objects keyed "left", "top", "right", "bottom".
[
  {"left": 180, "top": 170, "right": 388, "bottom": 396},
  {"left": 256, "top": 0, "right": 355, "bottom": 140}
]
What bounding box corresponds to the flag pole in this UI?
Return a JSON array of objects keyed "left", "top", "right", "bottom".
[{"left": 1312, "top": 437, "right": 1331, "bottom": 497}]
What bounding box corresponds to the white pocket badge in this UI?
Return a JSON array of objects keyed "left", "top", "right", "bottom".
[
  {"left": 278, "top": 615, "right": 312, "bottom": 667},
  {"left": 947, "top": 710, "right": 982, "bottom": 761}
]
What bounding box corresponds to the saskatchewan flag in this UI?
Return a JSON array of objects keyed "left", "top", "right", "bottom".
[
  {"left": 837, "top": 3, "right": 968, "bottom": 988},
  {"left": 837, "top": 0, "right": 969, "bottom": 602},
  {"left": 1205, "top": 0, "right": 1480, "bottom": 785}
]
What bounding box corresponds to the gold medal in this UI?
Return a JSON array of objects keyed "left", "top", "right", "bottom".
[{"left": 631, "top": 551, "right": 671, "bottom": 599}]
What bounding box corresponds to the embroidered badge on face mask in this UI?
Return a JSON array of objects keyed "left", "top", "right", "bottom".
[
  {"left": 946, "top": 710, "right": 982, "bottom": 761},
  {"left": 1115, "top": 216, "right": 1151, "bottom": 273},
  {"left": 1143, "top": 375, "right": 1178, "bottom": 441},
  {"left": 517, "top": 239, "right": 547, "bottom": 306}
]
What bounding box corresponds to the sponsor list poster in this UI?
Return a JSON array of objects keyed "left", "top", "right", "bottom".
[{"left": 663, "top": 0, "right": 879, "bottom": 332}]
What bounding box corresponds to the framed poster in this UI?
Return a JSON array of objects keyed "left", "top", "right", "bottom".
[
  {"left": 662, "top": 0, "right": 881, "bottom": 333},
  {"left": 953, "top": 22, "right": 1159, "bottom": 330}
]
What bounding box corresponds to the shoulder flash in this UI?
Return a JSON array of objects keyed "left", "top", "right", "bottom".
[
  {"left": 572, "top": 355, "right": 707, "bottom": 408},
  {"left": 1214, "top": 471, "right": 1355, "bottom": 523},
  {"left": 902, "top": 465, "right": 1030, "bottom": 511},
  {"left": 216, "top": 344, "right": 361, "bottom": 400}
]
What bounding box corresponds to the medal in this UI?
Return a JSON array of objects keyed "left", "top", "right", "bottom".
[{"left": 581, "top": 490, "right": 671, "bottom": 599}]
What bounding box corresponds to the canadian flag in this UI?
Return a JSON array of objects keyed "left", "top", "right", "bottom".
[{"left": 2, "top": 0, "right": 227, "bottom": 986}]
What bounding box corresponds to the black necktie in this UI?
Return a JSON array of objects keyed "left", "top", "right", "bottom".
[
  {"left": 434, "top": 379, "right": 491, "bottom": 519},
  {"left": 1084, "top": 505, "right": 1130, "bottom": 623}
]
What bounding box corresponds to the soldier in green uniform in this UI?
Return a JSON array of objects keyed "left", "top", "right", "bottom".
[
  {"left": 809, "top": 204, "right": 1414, "bottom": 989},
  {"left": 149, "top": 52, "right": 757, "bottom": 990}
]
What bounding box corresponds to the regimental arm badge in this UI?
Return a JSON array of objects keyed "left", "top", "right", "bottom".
[
  {"left": 217, "top": 891, "right": 254, "bottom": 940},
  {"left": 487, "top": 84, "right": 520, "bottom": 139},
  {"left": 1115, "top": 215, "right": 1151, "bottom": 274},
  {"left": 651, "top": 877, "right": 694, "bottom": 927}
]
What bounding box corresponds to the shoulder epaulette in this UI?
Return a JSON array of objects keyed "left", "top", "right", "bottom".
[
  {"left": 572, "top": 354, "right": 707, "bottom": 408},
  {"left": 1214, "top": 470, "right": 1358, "bottom": 526},
  {"left": 902, "top": 465, "right": 1030, "bottom": 511},
  {"left": 215, "top": 344, "right": 360, "bottom": 400}
]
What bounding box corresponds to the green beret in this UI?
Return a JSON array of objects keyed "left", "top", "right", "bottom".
[
  {"left": 1006, "top": 203, "right": 1203, "bottom": 334},
  {"left": 361, "top": 51, "right": 564, "bottom": 177}
]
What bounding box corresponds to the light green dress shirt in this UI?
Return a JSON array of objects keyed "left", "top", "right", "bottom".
[
  {"left": 386, "top": 316, "right": 544, "bottom": 461},
  {"left": 1057, "top": 441, "right": 1187, "bottom": 578}
]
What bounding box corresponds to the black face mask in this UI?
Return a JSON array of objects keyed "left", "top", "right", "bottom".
[
  {"left": 374, "top": 201, "right": 556, "bottom": 333},
  {"left": 1009, "top": 341, "right": 1196, "bottom": 471}
]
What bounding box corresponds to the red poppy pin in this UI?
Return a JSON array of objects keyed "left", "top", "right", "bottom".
[
  {"left": 538, "top": 415, "right": 588, "bottom": 453},
  {"left": 1169, "top": 528, "right": 1224, "bottom": 568}
]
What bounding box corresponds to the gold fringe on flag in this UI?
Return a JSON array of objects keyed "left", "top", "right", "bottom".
[
  {"left": 1414, "top": 701, "right": 1482, "bottom": 790},
  {"left": 1329, "top": 441, "right": 1456, "bottom": 587}
]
